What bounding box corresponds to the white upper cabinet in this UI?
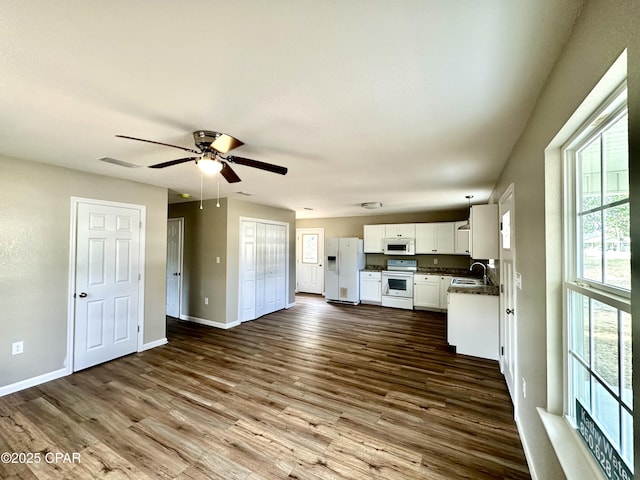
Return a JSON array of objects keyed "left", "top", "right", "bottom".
[
  {"left": 470, "top": 204, "right": 499, "bottom": 259},
  {"left": 415, "top": 222, "right": 456, "bottom": 254},
  {"left": 363, "top": 224, "right": 385, "bottom": 253},
  {"left": 384, "top": 224, "right": 415, "bottom": 238},
  {"left": 454, "top": 221, "right": 470, "bottom": 255}
]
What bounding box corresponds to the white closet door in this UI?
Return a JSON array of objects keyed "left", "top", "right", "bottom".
[
  {"left": 255, "top": 222, "right": 266, "bottom": 318},
  {"left": 263, "top": 223, "right": 278, "bottom": 315},
  {"left": 239, "top": 221, "right": 257, "bottom": 321},
  {"left": 275, "top": 224, "right": 287, "bottom": 309}
]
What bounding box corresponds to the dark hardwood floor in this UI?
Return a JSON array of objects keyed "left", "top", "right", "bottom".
[{"left": 0, "top": 294, "right": 530, "bottom": 479}]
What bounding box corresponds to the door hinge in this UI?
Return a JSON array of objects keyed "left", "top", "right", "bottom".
[
  {"left": 139, "top": 221, "right": 142, "bottom": 229},
  {"left": 138, "top": 273, "right": 142, "bottom": 281},
  {"left": 501, "top": 346, "right": 504, "bottom": 355},
  {"left": 137, "top": 325, "right": 140, "bottom": 333},
  {"left": 500, "top": 284, "right": 504, "bottom": 293}
]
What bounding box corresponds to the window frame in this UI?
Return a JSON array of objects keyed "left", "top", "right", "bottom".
[{"left": 562, "top": 81, "right": 632, "bottom": 470}]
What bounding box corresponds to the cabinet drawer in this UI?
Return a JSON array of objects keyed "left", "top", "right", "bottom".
[
  {"left": 414, "top": 274, "right": 439, "bottom": 283},
  {"left": 360, "top": 271, "right": 381, "bottom": 279}
]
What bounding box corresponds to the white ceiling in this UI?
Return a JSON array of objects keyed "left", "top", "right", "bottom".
[{"left": 0, "top": 1, "right": 583, "bottom": 219}]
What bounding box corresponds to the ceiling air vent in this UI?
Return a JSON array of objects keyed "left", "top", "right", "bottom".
[{"left": 98, "top": 157, "right": 140, "bottom": 168}]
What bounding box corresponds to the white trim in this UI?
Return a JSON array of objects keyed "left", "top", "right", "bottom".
[
  {"left": 180, "top": 314, "right": 241, "bottom": 330},
  {"left": 286, "top": 301, "right": 296, "bottom": 309},
  {"left": 0, "top": 368, "right": 68, "bottom": 398},
  {"left": 238, "top": 216, "right": 290, "bottom": 322},
  {"left": 67, "top": 197, "right": 147, "bottom": 372},
  {"left": 141, "top": 338, "right": 168, "bottom": 351},
  {"left": 538, "top": 408, "right": 605, "bottom": 480},
  {"left": 515, "top": 415, "right": 538, "bottom": 480}
]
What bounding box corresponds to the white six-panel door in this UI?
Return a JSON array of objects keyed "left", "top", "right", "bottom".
[
  {"left": 74, "top": 202, "right": 141, "bottom": 371},
  {"left": 166, "top": 218, "right": 183, "bottom": 318}
]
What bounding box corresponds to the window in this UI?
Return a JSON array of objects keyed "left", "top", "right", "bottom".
[{"left": 564, "top": 84, "right": 632, "bottom": 476}]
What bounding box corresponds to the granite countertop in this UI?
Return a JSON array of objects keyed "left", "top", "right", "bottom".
[{"left": 448, "top": 283, "right": 500, "bottom": 296}]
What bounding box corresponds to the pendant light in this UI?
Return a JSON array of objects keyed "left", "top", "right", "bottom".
[{"left": 457, "top": 195, "right": 474, "bottom": 231}]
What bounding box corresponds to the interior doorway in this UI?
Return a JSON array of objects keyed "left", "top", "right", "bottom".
[
  {"left": 499, "top": 184, "right": 517, "bottom": 408},
  {"left": 296, "top": 228, "right": 325, "bottom": 295},
  {"left": 166, "top": 218, "right": 183, "bottom": 318},
  {"left": 69, "top": 198, "right": 146, "bottom": 372}
]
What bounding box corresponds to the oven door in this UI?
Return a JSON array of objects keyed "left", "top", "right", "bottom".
[{"left": 383, "top": 273, "right": 414, "bottom": 297}]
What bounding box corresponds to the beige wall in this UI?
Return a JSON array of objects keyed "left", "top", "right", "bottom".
[
  {"left": 296, "top": 209, "right": 468, "bottom": 239},
  {"left": 489, "top": 0, "right": 640, "bottom": 477},
  {"left": 0, "top": 155, "right": 168, "bottom": 388},
  {"left": 168, "top": 199, "right": 229, "bottom": 324},
  {"left": 169, "top": 197, "right": 296, "bottom": 325}
]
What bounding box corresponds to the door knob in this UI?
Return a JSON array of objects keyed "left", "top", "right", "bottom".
[
  {"left": 78, "top": 292, "right": 88, "bottom": 298},
  {"left": 506, "top": 308, "right": 514, "bottom": 315}
]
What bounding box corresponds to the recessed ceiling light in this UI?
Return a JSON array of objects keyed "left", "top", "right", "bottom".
[
  {"left": 179, "top": 193, "right": 192, "bottom": 199},
  {"left": 304, "top": 207, "right": 314, "bottom": 211},
  {"left": 361, "top": 202, "right": 382, "bottom": 209},
  {"left": 235, "top": 191, "right": 255, "bottom": 197}
]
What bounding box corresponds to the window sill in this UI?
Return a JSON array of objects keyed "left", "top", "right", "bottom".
[{"left": 537, "top": 408, "right": 605, "bottom": 480}]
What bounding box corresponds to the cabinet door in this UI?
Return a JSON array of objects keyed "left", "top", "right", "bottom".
[
  {"left": 359, "top": 272, "right": 381, "bottom": 302},
  {"left": 385, "top": 224, "right": 415, "bottom": 238},
  {"left": 470, "top": 204, "right": 499, "bottom": 259},
  {"left": 415, "top": 224, "right": 436, "bottom": 254},
  {"left": 363, "top": 225, "right": 385, "bottom": 253},
  {"left": 454, "top": 221, "right": 470, "bottom": 255},
  {"left": 413, "top": 275, "right": 440, "bottom": 308},
  {"left": 434, "top": 223, "right": 455, "bottom": 254},
  {"left": 439, "top": 276, "right": 452, "bottom": 309}
]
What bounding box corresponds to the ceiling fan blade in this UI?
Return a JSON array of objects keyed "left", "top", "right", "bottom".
[
  {"left": 148, "top": 157, "right": 197, "bottom": 169},
  {"left": 220, "top": 161, "right": 241, "bottom": 183},
  {"left": 210, "top": 134, "right": 244, "bottom": 154},
  {"left": 116, "top": 135, "right": 200, "bottom": 154},
  {"left": 226, "top": 156, "right": 288, "bottom": 175}
]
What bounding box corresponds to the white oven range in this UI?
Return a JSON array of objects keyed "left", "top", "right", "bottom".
[{"left": 381, "top": 259, "right": 416, "bottom": 310}]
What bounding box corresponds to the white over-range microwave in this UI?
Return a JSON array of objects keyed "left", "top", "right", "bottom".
[{"left": 383, "top": 237, "right": 415, "bottom": 255}]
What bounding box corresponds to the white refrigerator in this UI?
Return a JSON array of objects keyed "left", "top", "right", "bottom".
[{"left": 325, "top": 237, "right": 365, "bottom": 304}]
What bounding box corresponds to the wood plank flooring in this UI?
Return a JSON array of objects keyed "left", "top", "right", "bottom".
[{"left": 0, "top": 294, "right": 530, "bottom": 479}]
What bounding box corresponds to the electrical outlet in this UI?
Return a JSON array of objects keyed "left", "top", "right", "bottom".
[
  {"left": 522, "top": 377, "right": 527, "bottom": 399},
  {"left": 12, "top": 341, "right": 24, "bottom": 355},
  {"left": 216, "top": 256, "right": 221, "bottom": 264},
  {"left": 433, "top": 258, "right": 438, "bottom": 265},
  {"left": 204, "top": 297, "right": 208, "bottom": 305}
]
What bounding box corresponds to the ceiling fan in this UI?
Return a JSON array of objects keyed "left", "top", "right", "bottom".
[{"left": 116, "top": 130, "right": 288, "bottom": 183}]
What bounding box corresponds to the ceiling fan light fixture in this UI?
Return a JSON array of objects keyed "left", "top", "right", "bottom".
[
  {"left": 361, "top": 202, "right": 382, "bottom": 209},
  {"left": 197, "top": 157, "right": 223, "bottom": 175}
]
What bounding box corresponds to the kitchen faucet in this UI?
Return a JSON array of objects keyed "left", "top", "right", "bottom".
[{"left": 470, "top": 262, "right": 487, "bottom": 284}]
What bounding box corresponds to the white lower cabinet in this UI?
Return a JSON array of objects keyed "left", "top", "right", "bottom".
[
  {"left": 447, "top": 292, "right": 499, "bottom": 360},
  {"left": 359, "top": 271, "right": 382, "bottom": 304},
  {"left": 414, "top": 275, "right": 452, "bottom": 310}
]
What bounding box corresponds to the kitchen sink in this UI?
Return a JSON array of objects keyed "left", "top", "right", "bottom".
[{"left": 451, "top": 277, "right": 485, "bottom": 286}]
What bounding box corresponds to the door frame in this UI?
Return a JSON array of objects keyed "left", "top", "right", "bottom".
[
  {"left": 66, "top": 197, "right": 147, "bottom": 375},
  {"left": 238, "top": 216, "right": 290, "bottom": 322},
  {"left": 295, "top": 227, "right": 325, "bottom": 295},
  {"left": 166, "top": 217, "right": 184, "bottom": 318},
  {"left": 498, "top": 183, "right": 517, "bottom": 407}
]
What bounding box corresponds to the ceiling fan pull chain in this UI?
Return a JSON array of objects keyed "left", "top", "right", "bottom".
[
  {"left": 216, "top": 172, "right": 221, "bottom": 208},
  {"left": 200, "top": 169, "right": 204, "bottom": 210}
]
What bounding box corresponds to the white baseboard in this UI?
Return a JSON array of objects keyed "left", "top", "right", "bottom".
[
  {"left": 286, "top": 301, "right": 296, "bottom": 309},
  {"left": 0, "top": 367, "right": 68, "bottom": 397},
  {"left": 180, "top": 315, "right": 241, "bottom": 330},
  {"left": 140, "top": 337, "right": 168, "bottom": 351},
  {"left": 515, "top": 414, "right": 538, "bottom": 480}
]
